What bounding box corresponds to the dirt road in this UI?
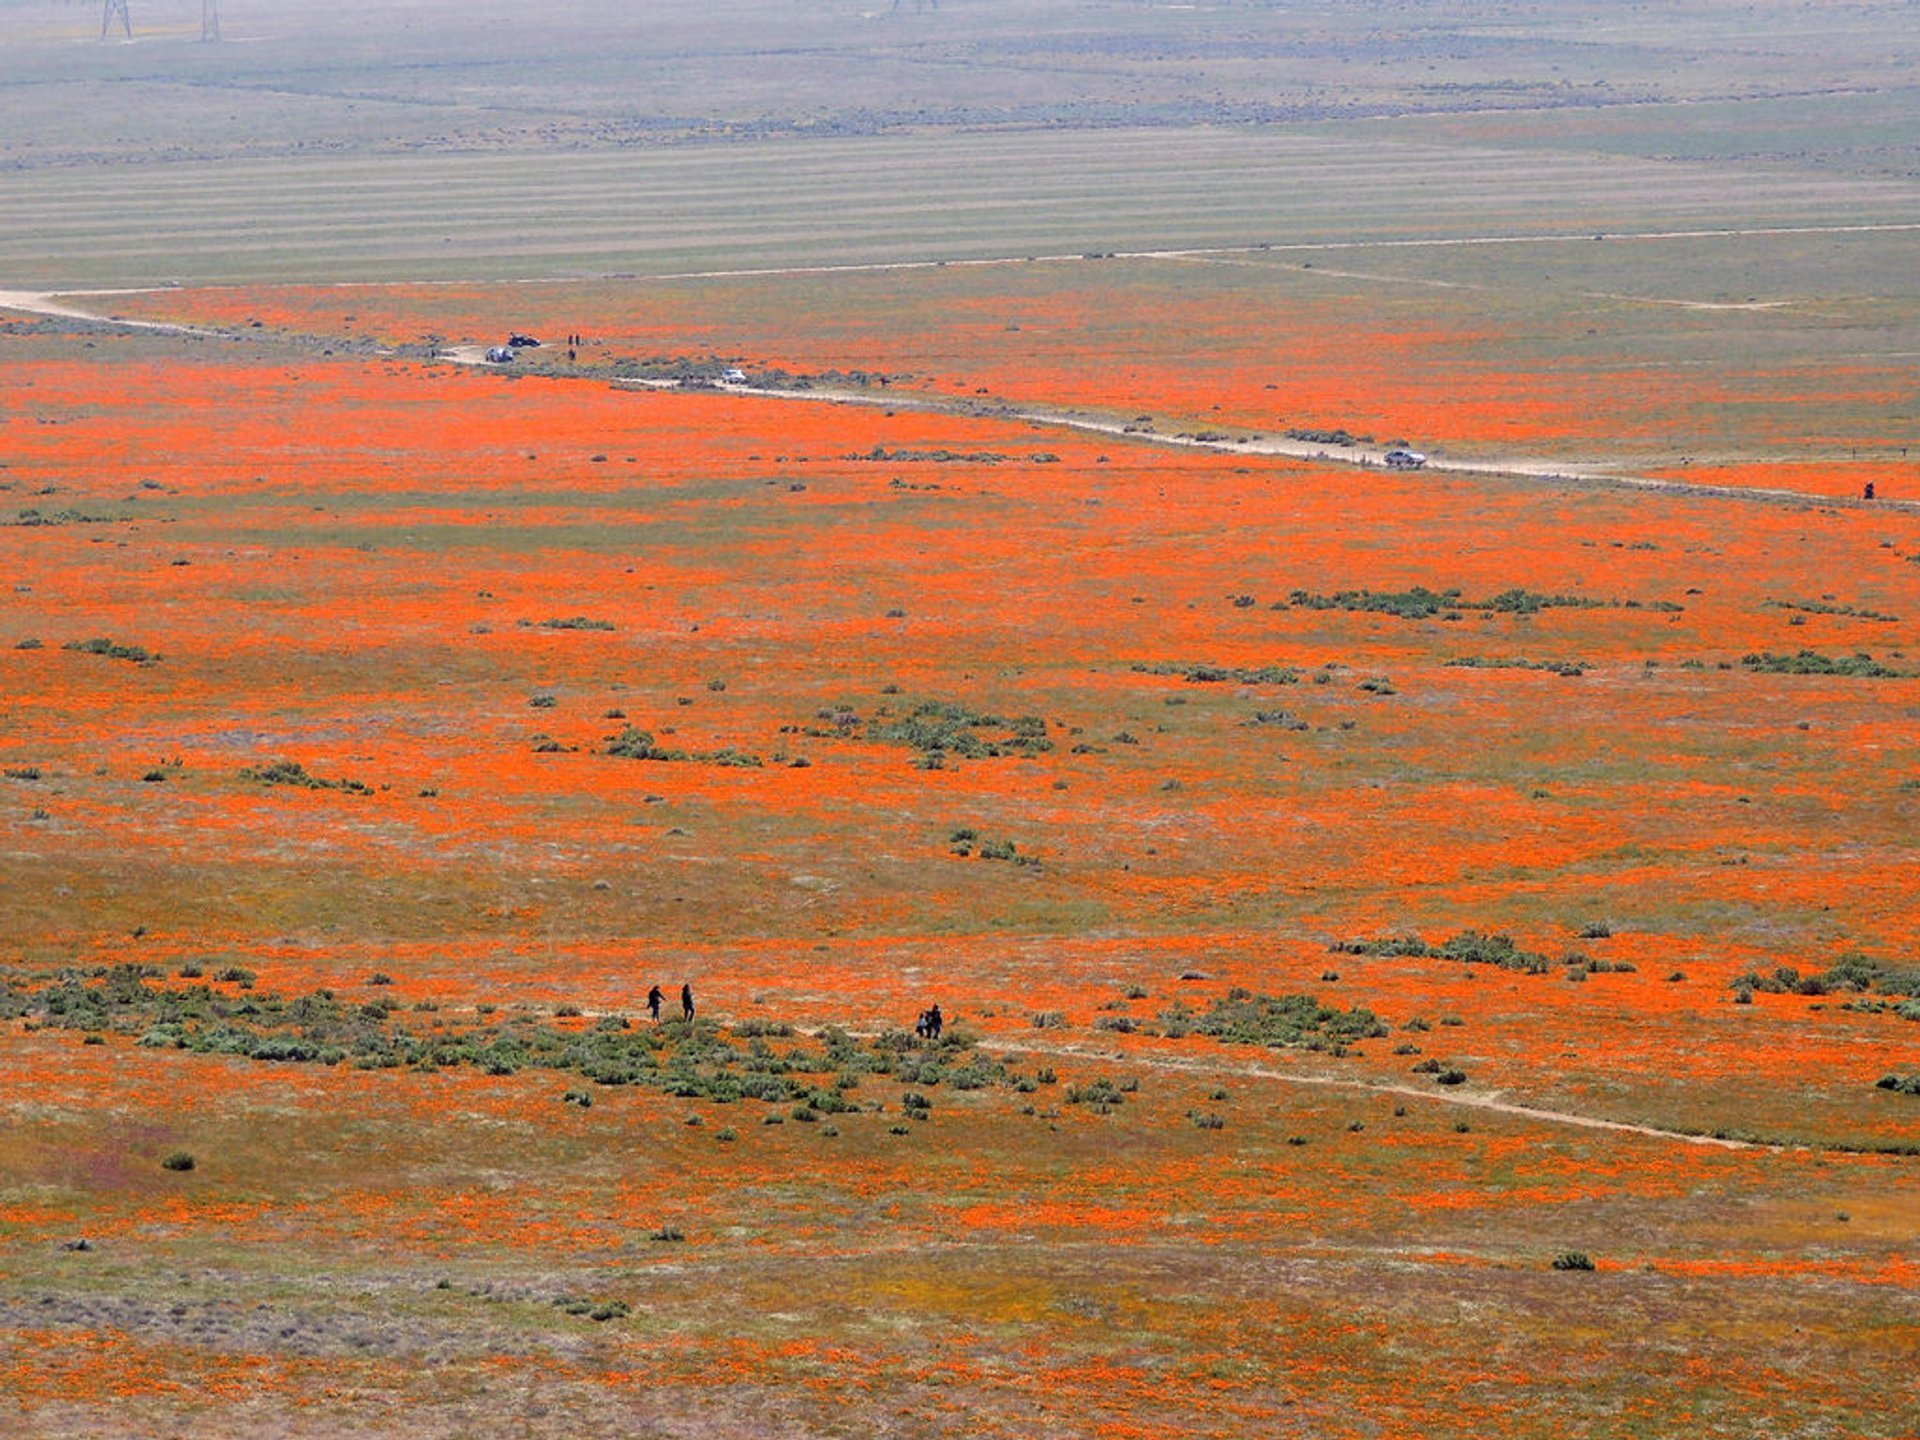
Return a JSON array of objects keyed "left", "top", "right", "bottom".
[{"left": 3, "top": 283, "right": 1903, "bottom": 509}]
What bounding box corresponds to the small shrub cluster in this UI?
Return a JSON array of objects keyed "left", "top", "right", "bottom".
[
  {"left": 1334, "top": 930, "right": 1557, "bottom": 975},
  {"left": 63, "top": 637, "right": 158, "bottom": 664},
  {"left": 1765, "top": 598, "right": 1899, "bottom": 623},
  {"left": 849, "top": 445, "right": 1011, "bottom": 464},
  {"left": 1286, "top": 587, "right": 1615, "bottom": 620},
  {"left": 1564, "top": 954, "right": 1636, "bottom": 978},
  {"left": 948, "top": 829, "right": 1039, "bottom": 866},
  {"left": 240, "top": 759, "right": 372, "bottom": 795},
  {"left": 1285, "top": 426, "right": 1372, "bottom": 446},
  {"left": 795, "top": 698, "right": 1051, "bottom": 766},
  {"left": 1157, "top": 989, "right": 1388, "bottom": 1055},
  {"left": 603, "top": 726, "right": 763, "bottom": 768},
  {"left": 872, "top": 701, "right": 1051, "bottom": 763},
  {"left": 1131, "top": 661, "right": 1300, "bottom": 686},
  {"left": 1445, "top": 656, "right": 1588, "bottom": 677},
  {"left": 1741, "top": 649, "right": 1905, "bottom": 678},
  {"left": 1731, "top": 953, "right": 1920, "bottom": 1001},
  {"left": 522, "top": 616, "right": 616, "bottom": 632},
  {"left": 1064, "top": 1077, "right": 1127, "bottom": 1110},
  {"left": 553, "top": 1295, "right": 630, "bottom": 1321}
]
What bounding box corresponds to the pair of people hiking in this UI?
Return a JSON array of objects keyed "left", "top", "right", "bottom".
[{"left": 646, "top": 983, "right": 695, "bottom": 1023}]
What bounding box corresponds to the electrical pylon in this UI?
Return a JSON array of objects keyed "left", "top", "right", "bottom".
[
  {"left": 101, "top": 0, "right": 130, "bottom": 39},
  {"left": 203, "top": 0, "right": 220, "bottom": 42}
]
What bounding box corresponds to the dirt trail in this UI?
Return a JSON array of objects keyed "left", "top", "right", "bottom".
[
  {"left": 0, "top": 286, "right": 214, "bottom": 336},
  {"left": 965, "top": 1033, "right": 1772, "bottom": 1151},
  {"left": 667, "top": 377, "right": 1903, "bottom": 509},
  {"left": 4, "top": 284, "right": 1905, "bottom": 511},
  {"left": 576, "top": 1011, "right": 1783, "bottom": 1152}
]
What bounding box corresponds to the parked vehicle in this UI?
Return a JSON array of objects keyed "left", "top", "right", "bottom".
[{"left": 1384, "top": 448, "right": 1427, "bottom": 469}]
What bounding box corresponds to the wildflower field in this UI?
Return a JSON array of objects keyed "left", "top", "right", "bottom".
[
  {"left": 4, "top": 0, "right": 1920, "bottom": 1431},
  {"left": 2, "top": 257, "right": 1917, "bottom": 1438}
]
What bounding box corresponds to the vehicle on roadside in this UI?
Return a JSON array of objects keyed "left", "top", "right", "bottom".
[
  {"left": 1383, "top": 448, "right": 1427, "bottom": 469},
  {"left": 484, "top": 346, "right": 515, "bottom": 363}
]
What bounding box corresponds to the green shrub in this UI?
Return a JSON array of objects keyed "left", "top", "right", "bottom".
[
  {"left": 64, "top": 637, "right": 158, "bottom": 664},
  {"left": 1064, "top": 1077, "right": 1125, "bottom": 1107}
]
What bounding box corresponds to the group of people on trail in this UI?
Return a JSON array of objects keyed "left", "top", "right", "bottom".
[
  {"left": 638, "top": 983, "right": 948, "bottom": 1040},
  {"left": 646, "top": 983, "right": 695, "bottom": 1023}
]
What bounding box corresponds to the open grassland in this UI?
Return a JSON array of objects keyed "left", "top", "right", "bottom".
[
  {"left": 2, "top": 126, "right": 1919, "bottom": 289},
  {"left": 3, "top": 0, "right": 1920, "bottom": 287},
  {"left": 2, "top": 279, "right": 1918, "bottom": 1436}
]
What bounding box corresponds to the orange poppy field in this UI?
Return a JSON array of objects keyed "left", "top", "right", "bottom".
[{"left": 3, "top": 260, "right": 1919, "bottom": 1438}]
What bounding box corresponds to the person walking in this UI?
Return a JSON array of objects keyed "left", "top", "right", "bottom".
[
  {"left": 681, "top": 983, "right": 695, "bottom": 1023},
  {"left": 646, "top": 985, "right": 663, "bottom": 1022}
]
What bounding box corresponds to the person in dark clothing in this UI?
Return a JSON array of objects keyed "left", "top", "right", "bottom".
[
  {"left": 681, "top": 983, "right": 695, "bottom": 1023},
  {"left": 926, "top": 1003, "right": 942, "bottom": 1039},
  {"left": 646, "top": 985, "right": 664, "bottom": 1022}
]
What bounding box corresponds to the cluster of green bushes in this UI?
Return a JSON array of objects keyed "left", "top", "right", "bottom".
[
  {"left": 1285, "top": 587, "right": 1622, "bottom": 619},
  {"left": 848, "top": 445, "right": 1012, "bottom": 464},
  {"left": 63, "top": 637, "right": 158, "bottom": 664},
  {"left": 1284, "top": 427, "right": 1372, "bottom": 447},
  {"left": 1156, "top": 989, "right": 1388, "bottom": 1056},
  {"left": 1410, "top": 1057, "right": 1470, "bottom": 1085},
  {"left": 1064, "top": 1076, "right": 1131, "bottom": 1111},
  {"left": 1765, "top": 598, "right": 1898, "bottom": 623},
  {"left": 1874, "top": 1074, "right": 1920, "bottom": 1096},
  {"left": 2, "top": 966, "right": 1038, "bottom": 1112},
  {"left": 1445, "top": 656, "right": 1588, "bottom": 677},
  {"left": 240, "top": 759, "right": 373, "bottom": 794},
  {"left": 1132, "top": 661, "right": 1301, "bottom": 686},
  {"left": 603, "top": 726, "right": 763, "bottom": 768},
  {"left": 947, "top": 828, "right": 1037, "bottom": 865},
  {"left": 1333, "top": 930, "right": 1561, "bottom": 975},
  {"left": 7, "top": 508, "right": 126, "bottom": 528},
  {"left": 875, "top": 701, "right": 1050, "bottom": 761},
  {"left": 792, "top": 698, "right": 1051, "bottom": 766},
  {"left": 1741, "top": 650, "right": 1906, "bottom": 677},
  {"left": 1732, "top": 953, "right": 1920, "bottom": 1001}
]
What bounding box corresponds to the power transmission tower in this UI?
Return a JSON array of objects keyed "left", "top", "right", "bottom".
[
  {"left": 202, "top": 0, "right": 220, "bottom": 42},
  {"left": 101, "top": 0, "right": 130, "bottom": 39}
]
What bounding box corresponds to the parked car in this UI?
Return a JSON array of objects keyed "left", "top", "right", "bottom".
[{"left": 1383, "top": 448, "right": 1427, "bottom": 469}]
